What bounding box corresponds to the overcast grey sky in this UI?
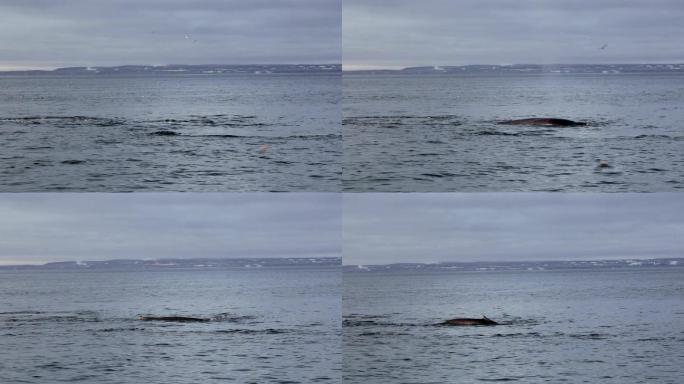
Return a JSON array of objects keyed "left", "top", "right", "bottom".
[
  {"left": 0, "top": 0, "right": 341, "bottom": 70},
  {"left": 344, "top": 0, "right": 684, "bottom": 69},
  {"left": 344, "top": 193, "right": 684, "bottom": 265},
  {"left": 0, "top": 193, "right": 340, "bottom": 265}
]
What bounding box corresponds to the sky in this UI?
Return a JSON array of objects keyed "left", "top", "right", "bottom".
[
  {"left": 0, "top": 0, "right": 341, "bottom": 70},
  {"left": 343, "top": 0, "right": 684, "bottom": 70},
  {"left": 0, "top": 193, "right": 341, "bottom": 265},
  {"left": 344, "top": 193, "right": 684, "bottom": 265}
]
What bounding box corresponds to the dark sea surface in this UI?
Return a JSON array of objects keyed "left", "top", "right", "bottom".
[
  {"left": 343, "top": 73, "right": 684, "bottom": 191},
  {"left": 0, "top": 74, "right": 340, "bottom": 191},
  {"left": 343, "top": 267, "right": 684, "bottom": 383},
  {"left": 0, "top": 267, "right": 341, "bottom": 383}
]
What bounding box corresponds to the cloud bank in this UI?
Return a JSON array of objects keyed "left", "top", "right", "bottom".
[
  {"left": 0, "top": 193, "right": 341, "bottom": 265},
  {"left": 344, "top": 193, "right": 684, "bottom": 265},
  {"left": 344, "top": 0, "right": 684, "bottom": 69},
  {"left": 0, "top": 0, "right": 341, "bottom": 70}
]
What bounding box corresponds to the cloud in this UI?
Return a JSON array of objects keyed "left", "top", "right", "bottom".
[
  {"left": 0, "top": 193, "right": 341, "bottom": 264},
  {"left": 0, "top": 0, "right": 341, "bottom": 69},
  {"left": 344, "top": 193, "right": 684, "bottom": 265},
  {"left": 343, "top": 0, "right": 684, "bottom": 68}
]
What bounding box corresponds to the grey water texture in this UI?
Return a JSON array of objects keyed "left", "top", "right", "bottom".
[
  {"left": 0, "top": 267, "right": 341, "bottom": 383},
  {"left": 0, "top": 73, "right": 340, "bottom": 191},
  {"left": 343, "top": 266, "right": 684, "bottom": 383},
  {"left": 344, "top": 71, "right": 684, "bottom": 191}
]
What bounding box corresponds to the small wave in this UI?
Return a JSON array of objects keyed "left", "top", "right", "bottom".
[
  {"left": 491, "top": 332, "right": 542, "bottom": 338},
  {"left": 0, "top": 311, "right": 45, "bottom": 315},
  {"left": 177, "top": 133, "right": 340, "bottom": 140},
  {"left": 472, "top": 130, "right": 521, "bottom": 137},
  {"left": 568, "top": 332, "right": 610, "bottom": 340},
  {"left": 192, "top": 134, "right": 244, "bottom": 138},
  {"left": 148, "top": 114, "right": 273, "bottom": 128},
  {"left": 214, "top": 328, "right": 290, "bottom": 335},
  {"left": 283, "top": 133, "right": 341, "bottom": 140},
  {"left": 497, "top": 317, "right": 542, "bottom": 326},
  {"left": 99, "top": 327, "right": 146, "bottom": 332},
  {"left": 211, "top": 313, "right": 257, "bottom": 323},
  {"left": 1, "top": 114, "right": 278, "bottom": 130},
  {"left": 344, "top": 115, "right": 450, "bottom": 120},
  {"left": 635, "top": 337, "right": 669, "bottom": 342},
  {"left": 343, "top": 319, "right": 431, "bottom": 328},
  {"left": 420, "top": 172, "right": 459, "bottom": 178},
  {"left": 343, "top": 115, "right": 463, "bottom": 128},
  {"left": 343, "top": 319, "right": 383, "bottom": 327},
  {"left": 470, "top": 129, "right": 557, "bottom": 137},
  {"left": 633, "top": 134, "right": 672, "bottom": 140},
  {"left": 634, "top": 168, "right": 669, "bottom": 173},
  {"left": 343, "top": 314, "right": 416, "bottom": 327},
  {"left": 0, "top": 116, "right": 124, "bottom": 127},
  {"left": 36, "top": 362, "right": 73, "bottom": 370},
  {"left": 357, "top": 331, "right": 411, "bottom": 337},
  {"left": 132, "top": 312, "right": 257, "bottom": 324},
  {"left": 0, "top": 310, "right": 101, "bottom": 323},
  {"left": 345, "top": 314, "right": 394, "bottom": 319},
  {"left": 31, "top": 160, "right": 53, "bottom": 167}
]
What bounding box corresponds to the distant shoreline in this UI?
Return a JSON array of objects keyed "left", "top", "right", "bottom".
[
  {"left": 344, "top": 257, "right": 683, "bottom": 272},
  {"left": 343, "top": 63, "right": 684, "bottom": 75},
  {"left": 0, "top": 64, "right": 342, "bottom": 76},
  {"left": 0, "top": 256, "right": 342, "bottom": 270}
]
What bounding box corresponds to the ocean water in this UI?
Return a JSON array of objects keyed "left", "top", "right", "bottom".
[
  {"left": 343, "top": 73, "right": 684, "bottom": 191},
  {"left": 0, "top": 74, "right": 340, "bottom": 191},
  {"left": 0, "top": 267, "right": 341, "bottom": 383},
  {"left": 343, "top": 268, "right": 684, "bottom": 383}
]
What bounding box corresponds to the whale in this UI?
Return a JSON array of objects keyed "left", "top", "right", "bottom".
[
  {"left": 440, "top": 315, "right": 498, "bottom": 326},
  {"left": 138, "top": 315, "right": 210, "bottom": 323},
  {"left": 497, "top": 118, "right": 587, "bottom": 127}
]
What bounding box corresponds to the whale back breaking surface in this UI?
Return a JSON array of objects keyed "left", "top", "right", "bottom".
[
  {"left": 441, "top": 316, "right": 498, "bottom": 326},
  {"left": 497, "top": 118, "right": 587, "bottom": 127},
  {"left": 138, "top": 315, "right": 210, "bottom": 323}
]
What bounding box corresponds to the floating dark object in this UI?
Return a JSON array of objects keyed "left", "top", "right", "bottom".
[
  {"left": 441, "top": 315, "right": 498, "bottom": 326},
  {"left": 151, "top": 130, "right": 179, "bottom": 136},
  {"left": 498, "top": 118, "right": 587, "bottom": 127},
  {"left": 138, "top": 315, "right": 210, "bottom": 323},
  {"left": 596, "top": 159, "right": 612, "bottom": 169}
]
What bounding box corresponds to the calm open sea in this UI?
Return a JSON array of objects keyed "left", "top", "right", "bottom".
[
  {"left": 344, "top": 73, "right": 684, "bottom": 191},
  {"left": 0, "top": 267, "right": 341, "bottom": 383},
  {"left": 0, "top": 74, "right": 340, "bottom": 191},
  {"left": 344, "top": 267, "right": 684, "bottom": 383}
]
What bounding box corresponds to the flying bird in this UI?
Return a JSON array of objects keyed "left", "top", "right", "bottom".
[{"left": 599, "top": 44, "right": 608, "bottom": 50}]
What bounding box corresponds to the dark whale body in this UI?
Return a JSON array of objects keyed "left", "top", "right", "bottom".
[
  {"left": 498, "top": 118, "right": 587, "bottom": 127},
  {"left": 138, "top": 315, "right": 210, "bottom": 323},
  {"left": 441, "top": 316, "right": 498, "bottom": 326}
]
